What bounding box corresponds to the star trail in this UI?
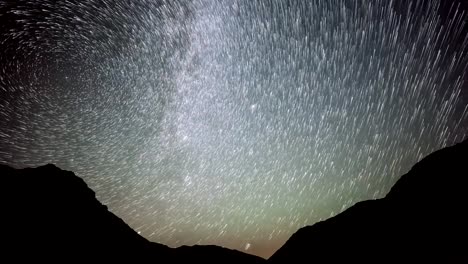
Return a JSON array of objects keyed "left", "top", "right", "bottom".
[{"left": 1, "top": 0, "right": 467, "bottom": 258}]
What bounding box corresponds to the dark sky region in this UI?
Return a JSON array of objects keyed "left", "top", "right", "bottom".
[{"left": 0, "top": 0, "right": 467, "bottom": 258}]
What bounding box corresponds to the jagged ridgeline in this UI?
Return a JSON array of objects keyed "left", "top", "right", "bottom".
[{"left": 2, "top": 140, "right": 467, "bottom": 262}]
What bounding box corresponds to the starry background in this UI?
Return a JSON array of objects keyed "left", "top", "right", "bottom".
[{"left": 1, "top": 0, "right": 467, "bottom": 258}]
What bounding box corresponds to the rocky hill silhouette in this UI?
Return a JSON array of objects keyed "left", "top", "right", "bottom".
[
  {"left": 1, "top": 164, "right": 265, "bottom": 263},
  {"left": 269, "top": 139, "right": 468, "bottom": 263},
  {"left": 2, "top": 139, "right": 467, "bottom": 263}
]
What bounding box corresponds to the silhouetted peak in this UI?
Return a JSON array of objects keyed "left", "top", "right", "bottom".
[
  {"left": 269, "top": 139, "right": 468, "bottom": 263},
  {"left": 386, "top": 139, "right": 468, "bottom": 204},
  {"left": 1, "top": 163, "right": 265, "bottom": 263},
  {"left": 3, "top": 139, "right": 467, "bottom": 263}
]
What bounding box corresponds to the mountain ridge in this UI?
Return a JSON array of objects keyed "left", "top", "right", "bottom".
[
  {"left": 1, "top": 163, "right": 265, "bottom": 263},
  {"left": 268, "top": 139, "right": 468, "bottom": 263},
  {"left": 2, "top": 139, "right": 467, "bottom": 263}
]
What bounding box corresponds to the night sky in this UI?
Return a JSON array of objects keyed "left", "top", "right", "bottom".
[{"left": 1, "top": 0, "right": 467, "bottom": 258}]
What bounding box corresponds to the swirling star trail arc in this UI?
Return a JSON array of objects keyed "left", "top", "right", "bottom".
[{"left": 1, "top": 0, "right": 467, "bottom": 258}]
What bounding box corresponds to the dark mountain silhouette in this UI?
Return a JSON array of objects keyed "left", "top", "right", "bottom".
[
  {"left": 2, "top": 140, "right": 467, "bottom": 263},
  {"left": 1, "top": 164, "right": 265, "bottom": 263},
  {"left": 269, "top": 139, "right": 468, "bottom": 263}
]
